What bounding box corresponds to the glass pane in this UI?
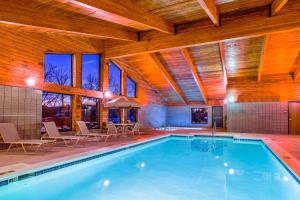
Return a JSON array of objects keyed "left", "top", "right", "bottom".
[
  {"left": 127, "top": 109, "right": 137, "bottom": 122},
  {"left": 82, "top": 54, "right": 100, "bottom": 91},
  {"left": 108, "top": 109, "right": 121, "bottom": 123},
  {"left": 191, "top": 108, "right": 208, "bottom": 124},
  {"left": 127, "top": 76, "right": 136, "bottom": 97},
  {"left": 44, "top": 54, "right": 72, "bottom": 86},
  {"left": 82, "top": 97, "right": 100, "bottom": 129},
  {"left": 109, "top": 61, "right": 121, "bottom": 95},
  {"left": 42, "top": 92, "right": 72, "bottom": 132}
]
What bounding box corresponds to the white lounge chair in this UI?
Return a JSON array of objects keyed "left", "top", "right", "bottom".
[
  {"left": 76, "top": 121, "right": 111, "bottom": 142},
  {"left": 42, "top": 122, "right": 86, "bottom": 146},
  {"left": 0, "top": 123, "right": 53, "bottom": 152},
  {"left": 126, "top": 122, "right": 140, "bottom": 136}
]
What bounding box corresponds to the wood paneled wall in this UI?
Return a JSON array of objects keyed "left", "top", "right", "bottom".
[
  {"left": 0, "top": 26, "right": 165, "bottom": 130},
  {"left": 228, "top": 74, "right": 300, "bottom": 102}
]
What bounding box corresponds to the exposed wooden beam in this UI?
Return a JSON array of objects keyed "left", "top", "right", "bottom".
[
  {"left": 106, "top": 1, "right": 300, "bottom": 58},
  {"left": 149, "top": 54, "right": 189, "bottom": 105},
  {"left": 197, "top": 0, "right": 219, "bottom": 26},
  {"left": 218, "top": 43, "right": 228, "bottom": 86},
  {"left": 271, "top": 0, "right": 289, "bottom": 16},
  {"left": 0, "top": 0, "right": 137, "bottom": 41},
  {"left": 51, "top": 0, "right": 174, "bottom": 34},
  {"left": 257, "top": 35, "right": 270, "bottom": 83},
  {"left": 181, "top": 48, "right": 208, "bottom": 104}
]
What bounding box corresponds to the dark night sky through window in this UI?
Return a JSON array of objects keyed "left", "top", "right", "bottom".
[
  {"left": 127, "top": 76, "right": 136, "bottom": 97},
  {"left": 44, "top": 54, "right": 72, "bottom": 86},
  {"left": 82, "top": 54, "right": 100, "bottom": 91},
  {"left": 109, "top": 61, "right": 121, "bottom": 95}
]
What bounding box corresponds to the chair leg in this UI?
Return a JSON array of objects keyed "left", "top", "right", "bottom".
[
  {"left": 21, "top": 144, "right": 27, "bottom": 153},
  {"left": 7, "top": 143, "right": 13, "bottom": 152},
  {"left": 35, "top": 144, "right": 42, "bottom": 152}
]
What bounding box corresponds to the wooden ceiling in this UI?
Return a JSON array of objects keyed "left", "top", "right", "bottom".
[{"left": 1, "top": 0, "right": 299, "bottom": 105}]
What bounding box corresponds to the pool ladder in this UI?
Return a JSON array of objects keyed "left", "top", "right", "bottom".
[{"left": 212, "top": 121, "right": 217, "bottom": 136}]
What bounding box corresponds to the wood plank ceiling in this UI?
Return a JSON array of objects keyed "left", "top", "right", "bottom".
[{"left": 0, "top": 0, "right": 299, "bottom": 105}]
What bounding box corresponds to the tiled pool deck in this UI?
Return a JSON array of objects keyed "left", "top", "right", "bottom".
[{"left": 0, "top": 130, "right": 300, "bottom": 180}]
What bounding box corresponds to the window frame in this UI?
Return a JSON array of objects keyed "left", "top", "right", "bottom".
[
  {"left": 81, "top": 54, "right": 101, "bottom": 91},
  {"left": 126, "top": 76, "right": 137, "bottom": 98},
  {"left": 44, "top": 53, "right": 73, "bottom": 86},
  {"left": 81, "top": 96, "right": 101, "bottom": 129},
  {"left": 42, "top": 91, "right": 73, "bottom": 132},
  {"left": 109, "top": 61, "right": 122, "bottom": 96}
]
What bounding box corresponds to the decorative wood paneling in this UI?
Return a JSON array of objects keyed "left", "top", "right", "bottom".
[
  {"left": 50, "top": 0, "right": 174, "bottom": 33},
  {"left": 0, "top": 0, "right": 137, "bottom": 41},
  {"left": 259, "top": 30, "right": 300, "bottom": 76},
  {"left": 106, "top": 0, "right": 300, "bottom": 58},
  {"left": 228, "top": 74, "right": 300, "bottom": 102},
  {"left": 189, "top": 44, "right": 226, "bottom": 100},
  {"left": 224, "top": 36, "right": 265, "bottom": 78},
  {"left": 180, "top": 48, "right": 207, "bottom": 103}
]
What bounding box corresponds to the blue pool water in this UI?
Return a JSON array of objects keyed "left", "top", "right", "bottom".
[{"left": 0, "top": 136, "right": 299, "bottom": 200}]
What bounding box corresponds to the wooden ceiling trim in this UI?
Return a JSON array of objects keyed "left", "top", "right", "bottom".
[
  {"left": 181, "top": 48, "right": 208, "bottom": 104},
  {"left": 52, "top": 0, "right": 174, "bottom": 34},
  {"left": 218, "top": 42, "right": 228, "bottom": 86},
  {"left": 196, "top": 0, "right": 219, "bottom": 26},
  {"left": 0, "top": 0, "right": 137, "bottom": 41},
  {"left": 271, "top": 0, "right": 289, "bottom": 16},
  {"left": 257, "top": 35, "right": 270, "bottom": 83},
  {"left": 106, "top": 0, "right": 300, "bottom": 58},
  {"left": 149, "top": 53, "right": 189, "bottom": 105}
]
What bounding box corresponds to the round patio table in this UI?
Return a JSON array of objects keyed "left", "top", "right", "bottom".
[{"left": 115, "top": 123, "right": 133, "bottom": 135}]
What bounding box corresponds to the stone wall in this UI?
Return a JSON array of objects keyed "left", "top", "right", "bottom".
[
  {"left": 227, "top": 102, "right": 288, "bottom": 134},
  {"left": 0, "top": 85, "right": 42, "bottom": 139}
]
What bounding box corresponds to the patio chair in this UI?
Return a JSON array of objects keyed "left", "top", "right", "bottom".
[
  {"left": 42, "top": 122, "right": 86, "bottom": 146},
  {"left": 76, "top": 121, "right": 111, "bottom": 142},
  {"left": 126, "top": 122, "right": 140, "bottom": 136},
  {"left": 107, "top": 122, "right": 122, "bottom": 140},
  {"left": 0, "top": 123, "right": 53, "bottom": 153}
]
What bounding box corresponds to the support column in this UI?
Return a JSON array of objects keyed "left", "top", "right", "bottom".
[
  {"left": 72, "top": 53, "right": 82, "bottom": 131},
  {"left": 100, "top": 56, "right": 109, "bottom": 128}
]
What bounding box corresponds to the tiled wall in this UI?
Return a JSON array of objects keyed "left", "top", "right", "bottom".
[
  {"left": 227, "top": 102, "right": 288, "bottom": 134},
  {"left": 139, "top": 104, "right": 167, "bottom": 128},
  {"left": 166, "top": 106, "right": 212, "bottom": 127},
  {"left": 0, "top": 85, "right": 42, "bottom": 139}
]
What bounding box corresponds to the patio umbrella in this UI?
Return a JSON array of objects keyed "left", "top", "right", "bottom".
[{"left": 104, "top": 96, "right": 140, "bottom": 123}]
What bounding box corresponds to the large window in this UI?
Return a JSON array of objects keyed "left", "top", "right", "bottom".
[
  {"left": 82, "top": 97, "right": 100, "bottom": 129},
  {"left": 108, "top": 109, "right": 121, "bottom": 123},
  {"left": 127, "top": 76, "right": 137, "bottom": 97},
  {"left": 82, "top": 54, "right": 100, "bottom": 91},
  {"left": 42, "top": 92, "right": 72, "bottom": 132},
  {"left": 191, "top": 108, "right": 208, "bottom": 124},
  {"left": 109, "top": 61, "right": 122, "bottom": 95},
  {"left": 127, "top": 109, "right": 138, "bottom": 122},
  {"left": 44, "top": 54, "right": 72, "bottom": 86}
]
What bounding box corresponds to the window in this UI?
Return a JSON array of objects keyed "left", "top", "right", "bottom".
[
  {"left": 82, "top": 97, "right": 100, "bottom": 129},
  {"left": 108, "top": 109, "right": 121, "bottom": 123},
  {"left": 127, "top": 109, "right": 138, "bottom": 122},
  {"left": 191, "top": 108, "right": 208, "bottom": 124},
  {"left": 127, "top": 76, "right": 137, "bottom": 97},
  {"left": 82, "top": 54, "right": 100, "bottom": 91},
  {"left": 42, "top": 92, "right": 72, "bottom": 132},
  {"left": 109, "top": 61, "right": 122, "bottom": 95},
  {"left": 44, "top": 54, "right": 72, "bottom": 86}
]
